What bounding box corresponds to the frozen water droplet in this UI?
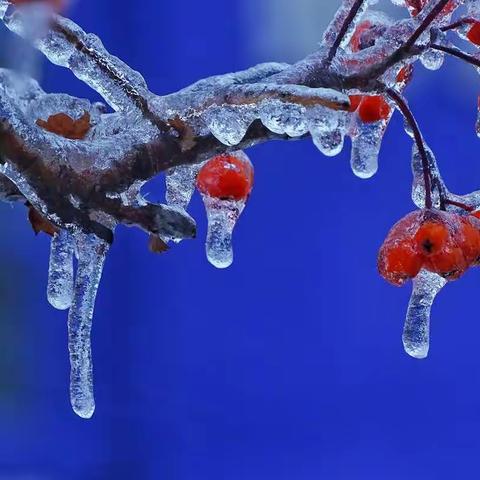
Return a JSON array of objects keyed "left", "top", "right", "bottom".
[
  {"left": 403, "top": 270, "right": 446, "bottom": 359},
  {"left": 350, "top": 120, "right": 387, "bottom": 179},
  {"left": 312, "top": 129, "right": 345, "bottom": 157},
  {"left": 307, "top": 107, "right": 345, "bottom": 157},
  {"left": 68, "top": 233, "right": 109, "bottom": 419},
  {"left": 204, "top": 106, "right": 253, "bottom": 146},
  {"left": 420, "top": 49, "right": 444, "bottom": 71},
  {"left": 259, "top": 101, "right": 308, "bottom": 137},
  {"left": 203, "top": 196, "right": 245, "bottom": 269},
  {"left": 47, "top": 229, "right": 74, "bottom": 310}
]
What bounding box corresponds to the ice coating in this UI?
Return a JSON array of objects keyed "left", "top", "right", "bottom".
[
  {"left": 203, "top": 106, "right": 254, "bottom": 146},
  {"left": 411, "top": 144, "right": 445, "bottom": 209},
  {"left": 165, "top": 164, "right": 200, "bottom": 211},
  {"left": 68, "top": 233, "right": 109, "bottom": 419},
  {"left": 204, "top": 197, "right": 245, "bottom": 269},
  {"left": 259, "top": 101, "right": 308, "bottom": 137},
  {"left": 47, "top": 229, "right": 74, "bottom": 310},
  {"left": 0, "top": 2, "right": 152, "bottom": 113},
  {"left": 403, "top": 269, "right": 446, "bottom": 359},
  {"left": 322, "top": 0, "right": 372, "bottom": 52}
]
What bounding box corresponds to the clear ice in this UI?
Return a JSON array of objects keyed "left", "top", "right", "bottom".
[
  {"left": 203, "top": 196, "right": 245, "bottom": 269},
  {"left": 68, "top": 233, "right": 109, "bottom": 419},
  {"left": 403, "top": 270, "right": 446, "bottom": 359},
  {"left": 47, "top": 229, "right": 74, "bottom": 310},
  {"left": 306, "top": 107, "right": 346, "bottom": 157},
  {"left": 350, "top": 119, "right": 388, "bottom": 178},
  {"left": 166, "top": 164, "right": 200, "bottom": 211}
]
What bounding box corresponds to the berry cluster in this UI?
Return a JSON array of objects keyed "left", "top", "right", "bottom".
[
  {"left": 348, "top": 20, "right": 413, "bottom": 124},
  {"left": 378, "top": 209, "right": 480, "bottom": 286},
  {"left": 196, "top": 154, "right": 254, "bottom": 201}
]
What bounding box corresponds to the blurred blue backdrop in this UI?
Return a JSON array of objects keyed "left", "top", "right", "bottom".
[{"left": 1, "top": 1, "right": 480, "bottom": 479}]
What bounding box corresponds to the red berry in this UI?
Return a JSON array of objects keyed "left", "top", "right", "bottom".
[
  {"left": 467, "top": 22, "right": 480, "bottom": 46},
  {"left": 358, "top": 96, "right": 391, "bottom": 123},
  {"left": 396, "top": 65, "right": 413, "bottom": 85},
  {"left": 378, "top": 211, "right": 425, "bottom": 286},
  {"left": 414, "top": 221, "right": 449, "bottom": 256},
  {"left": 348, "top": 95, "right": 363, "bottom": 113},
  {"left": 350, "top": 21, "right": 373, "bottom": 53},
  {"left": 196, "top": 154, "right": 254, "bottom": 201},
  {"left": 378, "top": 238, "right": 423, "bottom": 286},
  {"left": 405, "top": 0, "right": 455, "bottom": 17},
  {"left": 459, "top": 216, "right": 480, "bottom": 265}
]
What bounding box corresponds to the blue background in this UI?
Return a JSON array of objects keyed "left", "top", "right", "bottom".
[{"left": 0, "top": 1, "right": 480, "bottom": 479}]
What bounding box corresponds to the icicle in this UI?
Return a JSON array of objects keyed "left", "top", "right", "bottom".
[
  {"left": 203, "top": 106, "right": 253, "bottom": 146},
  {"left": 47, "top": 229, "right": 74, "bottom": 310},
  {"left": 165, "top": 164, "right": 200, "bottom": 211},
  {"left": 403, "top": 269, "right": 446, "bottom": 359},
  {"left": 204, "top": 197, "right": 245, "bottom": 269},
  {"left": 350, "top": 120, "right": 386, "bottom": 179},
  {"left": 68, "top": 233, "right": 109, "bottom": 419}
]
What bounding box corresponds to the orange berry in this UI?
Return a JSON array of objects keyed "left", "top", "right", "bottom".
[
  {"left": 423, "top": 246, "right": 468, "bottom": 280},
  {"left": 358, "top": 96, "right": 391, "bottom": 123},
  {"left": 378, "top": 211, "right": 425, "bottom": 286},
  {"left": 196, "top": 154, "right": 254, "bottom": 201},
  {"left": 417, "top": 212, "right": 469, "bottom": 279},
  {"left": 378, "top": 238, "right": 423, "bottom": 286},
  {"left": 460, "top": 216, "right": 480, "bottom": 265},
  {"left": 414, "top": 221, "right": 449, "bottom": 256},
  {"left": 467, "top": 22, "right": 480, "bottom": 46}
]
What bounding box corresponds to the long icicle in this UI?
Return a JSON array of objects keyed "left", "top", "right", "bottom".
[
  {"left": 403, "top": 269, "right": 446, "bottom": 359},
  {"left": 68, "top": 233, "right": 109, "bottom": 419},
  {"left": 47, "top": 229, "right": 74, "bottom": 310}
]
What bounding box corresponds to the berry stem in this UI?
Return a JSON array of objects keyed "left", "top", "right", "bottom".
[
  {"left": 404, "top": 0, "right": 454, "bottom": 51},
  {"left": 441, "top": 18, "right": 477, "bottom": 33},
  {"left": 325, "top": 0, "right": 367, "bottom": 66},
  {"left": 386, "top": 88, "right": 433, "bottom": 210},
  {"left": 443, "top": 199, "right": 475, "bottom": 212}
]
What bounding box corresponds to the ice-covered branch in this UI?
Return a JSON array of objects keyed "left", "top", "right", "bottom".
[{"left": 0, "top": 0, "right": 476, "bottom": 417}]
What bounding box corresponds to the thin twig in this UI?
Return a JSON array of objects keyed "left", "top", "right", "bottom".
[
  {"left": 386, "top": 88, "right": 433, "bottom": 210},
  {"left": 404, "top": 0, "right": 453, "bottom": 51},
  {"left": 325, "top": 0, "right": 366, "bottom": 66},
  {"left": 441, "top": 18, "right": 477, "bottom": 32},
  {"left": 431, "top": 43, "right": 480, "bottom": 68}
]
